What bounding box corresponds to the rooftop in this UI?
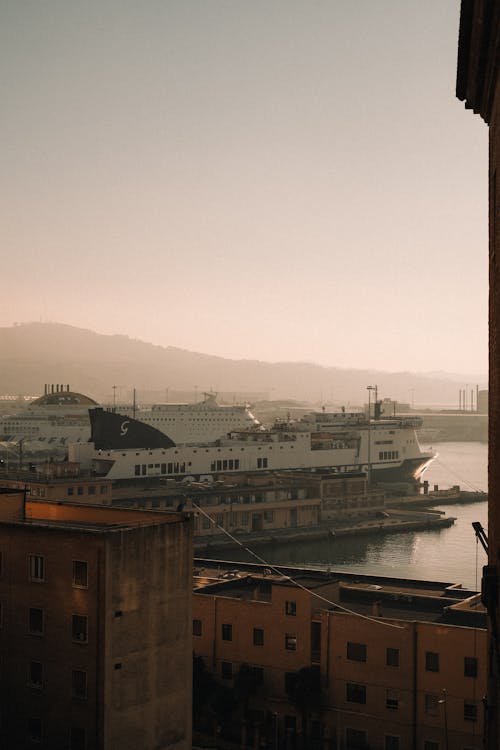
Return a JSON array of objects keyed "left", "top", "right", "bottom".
[
  {"left": 194, "top": 558, "right": 485, "bottom": 627},
  {"left": 0, "top": 496, "right": 188, "bottom": 533}
]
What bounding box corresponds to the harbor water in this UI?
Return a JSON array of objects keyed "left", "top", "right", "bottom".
[{"left": 226, "top": 442, "right": 488, "bottom": 591}]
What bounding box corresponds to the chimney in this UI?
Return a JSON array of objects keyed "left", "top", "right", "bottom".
[
  {"left": 51, "top": 384, "right": 54, "bottom": 393},
  {"left": 372, "top": 601, "right": 382, "bottom": 617},
  {"left": 67, "top": 384, "right": 70, "bottom": 392}
]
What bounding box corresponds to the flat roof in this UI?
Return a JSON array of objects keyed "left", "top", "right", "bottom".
[{"left": 193, "top": 559, "right": 484, "bottom": 626}]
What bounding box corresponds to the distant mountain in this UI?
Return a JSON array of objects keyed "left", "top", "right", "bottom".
[{"left": 0, "top": 322, "right": 485, "bottom": 406}]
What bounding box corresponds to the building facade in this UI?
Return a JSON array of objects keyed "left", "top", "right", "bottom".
[
  {"left": 193, "top": 562, "right": 486, "bottom": 750},
  {"left": 0, "top": 496, "right": 192, "bottom": 749},
  {"left": 456, "top": 2, "right": 500, "bottom": 747}
]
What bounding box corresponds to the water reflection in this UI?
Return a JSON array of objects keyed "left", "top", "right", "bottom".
[
  {"left": 215, "top": 443, "right": 488, "bottom": 590},
  {"left": 219, "top": 502, "right": 486, "bottom": 590}
]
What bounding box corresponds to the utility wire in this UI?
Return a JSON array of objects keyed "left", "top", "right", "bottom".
[
  {"left": 192, "top": 501, "right": 405, "bottom": 630},
  {"left": 428, "top": 455, "right": 486, "bottom": 495}
]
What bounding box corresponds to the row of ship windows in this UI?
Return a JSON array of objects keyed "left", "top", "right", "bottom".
[
  {"left": 126, "top": 445, "right": 293, "bottom": 457},
  {"left": 133, "top": 458, "right": 270, "bottom": 476},
  {"left": 147, "top": 417, "right": 241, "bottom": 422},
  {"left": 378, "top": 451, "right": 399, "bottom": 460}
]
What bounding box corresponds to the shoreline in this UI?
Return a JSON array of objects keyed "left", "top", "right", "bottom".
[{"left": 193, "top": 509, "right": 456, "bottom": 555}]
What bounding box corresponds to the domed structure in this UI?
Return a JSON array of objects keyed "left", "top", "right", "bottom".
[
  {"left": 0, "top": 384, "right": 100, "bottom": 452},
  {"left": 31, "top": 385, "right": 98, "bottom": 408}
]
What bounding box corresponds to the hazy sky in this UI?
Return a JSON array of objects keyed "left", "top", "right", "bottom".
[{"left": 1, "top": 1, "right": 488, "bottom": 375}]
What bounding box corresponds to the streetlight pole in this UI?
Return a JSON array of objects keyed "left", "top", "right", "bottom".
[
  {"left": 439, "top": 689, "right": 449, "bottom": 750},
  {"left": 366, "top": 385, "right": 376, "bottom": 487}
]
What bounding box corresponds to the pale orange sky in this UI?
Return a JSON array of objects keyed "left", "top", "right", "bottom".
[{"left": 1, "top": 1, "right": 488, "bottom": 375}]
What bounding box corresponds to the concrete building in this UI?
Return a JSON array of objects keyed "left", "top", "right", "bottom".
[
  {"left": 0, "top": 493, "right": 192, "bottom": 750},
  {"left": 477, "top": 389, "right": 488, "bottom": 415},
  {"left": 0, "top": 469, "right": 386, "bottom": 538},
  {"left": 456, "top": 2, "right": 500, "bottom": 748},
  {"left": 193, "top": 561, "right": 486, "bottom": 749}
]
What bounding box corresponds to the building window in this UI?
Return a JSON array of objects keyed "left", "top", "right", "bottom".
[
  {"left": 346, "top": 682, "right": 366, "bottom": 704},
  {"left": 250, "top": 665, "right": 264, "bottom": 684},
  {"left": 386, "top": 647, "right": 399, "bottom": 667},
  {"left": 425, "top": 651, "right": 439, "bottom": 672},
  {"left": 27, "top": 718, "right": 42, "bottom": 744},
  {"left": 72, "top": 561, "right": 88, "bottom": 588},
  {"left": 72, "top": 670, "right": 87, "bottom": 699},
  {"left": 347, "top": 642, "right": 367, "bottom": 662},
  {"left": 263, "top": 510, "right": 274, "bottom": 522},
  {"left": 221, "top": 661, "right": 233, "bottom": 679},
  {"left": 221, "top": 623, "right": 232, "bottom": 641},
  {"left": 29, "top": 608, "right": 44, "bottom": 636},
  {"left": 68, "top": 487, "right": 74, "bottom": 496},
  {"left": 29, "top": 555, "right": 45, "bottom": 582},
  {"left": 69, "top": 726, "right": 86, "bottom": 750},
  {"left": 345, "top": 727, "right": 367, "bottom": 749},
  {"left": 29, "top": 661, "right": 43, "bottom": 690},
  {"left": 253, "top": 628, "right": 264, "bottom": 646},
  {"left": 386, "top": 689, "right": 399, "bottom": 710},
  {"left": 464, "top": 702, "right": 477, "bottom": 722},
  {"left": 77, "top": 487, "right": 84, "bottom": 496},
  {"left": 100, "top": 486, "right": 107, "bottom": 494},
  {"left": 88, "top": 486, "right": 96, "bottom": 495},
  {"left": 285, "top": 600, "right": 297, "bottom": 616},
  {"left": 285, "top": 633, "right": 297, "bottom": 651},
  {"left": 464, "top": 656, "right": 478, "bottom": 677},
  {"left": 385, "top": 736, "right": 400, "bottom": 750},
  {"left": 425, "top": 694, "right": 439, "bottom": 715},
  {"left": 193, "top": 619, "right": 202, "bottom": 636},
  {"left": 72, "top": 615, "right": 88, "bottom": 643},
  {"left": 423, "top": 742, "right": 439, "bottom": 750}
]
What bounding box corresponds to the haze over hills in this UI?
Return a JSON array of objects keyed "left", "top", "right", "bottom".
[{"left": 0, "top": 322, "right": 486, "bottom": 407}]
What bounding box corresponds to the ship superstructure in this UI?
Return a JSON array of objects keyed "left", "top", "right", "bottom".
[
  {"left": 0, "top": 388, "right": 259, "bottom": 454},
  {"left": 126, "top": 392, "right": 260, "bottom": 443},
  {"left": 69, "top": 404, "right": 435, "bottom": 485},
  {"left": 0, "top": 384, "right": 98, "bottom": 450}
]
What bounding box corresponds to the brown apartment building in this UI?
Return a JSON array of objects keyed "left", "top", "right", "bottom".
[
  {"left": 456, "top": 2, "right": 500, "bottom": 748},
  {"left": 0, "top": 492, "right": 193, "bottom": 750},
  {"left": 193, "top": 562, "right": 486, "bottom": 750}
]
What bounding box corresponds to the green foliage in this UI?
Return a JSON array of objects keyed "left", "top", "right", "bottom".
[
  {"left": 234, "top": 663, "right": 262, "bottom": 706},
  {"left": 285, "top": 666, "right": 321, "bottom": 713}
]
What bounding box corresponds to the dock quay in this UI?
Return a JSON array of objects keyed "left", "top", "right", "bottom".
[
  {"left": 193, "top": 508, "right": 456, "bottom": 555},
  {"left": 386, "top": 488, "right": 487, "bottom": 508}
]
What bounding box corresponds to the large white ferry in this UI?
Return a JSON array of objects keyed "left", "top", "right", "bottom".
[
  {"left": 0, "top": 386, "right": 259, "bottom": 453},
  {"left": 69, "top": 405, "right": 435, "bottom": 485},
  {"left": 0, "top": 385, "right": 99, "bottom": 451},
  {"left": 123, "top": 392, "right": 260, "bottom": 443}
]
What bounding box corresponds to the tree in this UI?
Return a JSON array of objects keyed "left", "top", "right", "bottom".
[
  {"left": 234, "top": 664, "right": 264, "bottom": 748},
  {"left": 192, "top": 655, "right": 215, "bottom": 728},
  {"left": 285, "top": 666, "right": 321, "bottom": 749}
]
